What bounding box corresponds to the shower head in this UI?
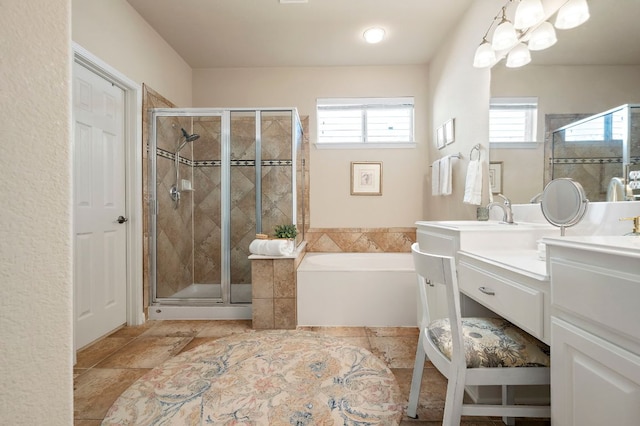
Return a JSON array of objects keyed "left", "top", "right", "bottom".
[
  {"left": 176, "top": 128, "right": 201, "bottom": 153},
  {"left": 181, "top": 127, "right": 200, "bottom": 142}
]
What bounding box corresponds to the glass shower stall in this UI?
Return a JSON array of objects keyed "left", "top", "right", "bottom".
[{"left": 148, "top": 108, "right": 304, "bottom": 318}]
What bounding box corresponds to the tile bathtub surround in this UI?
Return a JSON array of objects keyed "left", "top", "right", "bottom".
[
  {"left": 74, "top": 321, "right": 551, "bottom": 425},
  {"left": 305, "top": 227, "right": 416, "bottom": 252}
]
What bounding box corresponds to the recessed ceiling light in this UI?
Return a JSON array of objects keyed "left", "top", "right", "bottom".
[{"left": 363, "top": 27, "right": 385, "bottom": 44}]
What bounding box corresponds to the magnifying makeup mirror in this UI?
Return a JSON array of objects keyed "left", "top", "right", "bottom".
[{"left": 540, "top": 178, "right": 589, "bottom": 236}]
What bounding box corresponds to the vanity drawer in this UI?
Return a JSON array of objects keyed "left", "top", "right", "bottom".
[
  {"left": 458, "top": 259, "right": 544, "bottom": 339},
  {"left": 550, "top": 258, "right": 640, "bottom": 343}
]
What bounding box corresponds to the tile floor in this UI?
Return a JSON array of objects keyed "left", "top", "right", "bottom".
[{"left": 73, "top": 320, "right": 551, "bottom": 426}]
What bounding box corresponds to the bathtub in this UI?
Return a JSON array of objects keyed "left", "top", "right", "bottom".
[{"left": 296, "top": 252, "right": 417, "bottom": 327}]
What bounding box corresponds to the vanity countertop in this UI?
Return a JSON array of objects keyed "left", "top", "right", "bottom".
[
  {"left": 543, "top": 235, "right": 640, "bottom": 258},
  {"left": 459, "top": 249, "right": 547, "bottom": 281}
]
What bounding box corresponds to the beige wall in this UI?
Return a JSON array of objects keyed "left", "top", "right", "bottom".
[
  {"left": 0, "top": 0, "right": 73, "bottom": 423},
  {"left": 425, "top": 1, "right": 500, "bottom": 220},
  {"left": 72, "top": 0, "right": 193, "bottom": 107},
  {"left": 193, "top": 65, "right": 429, "bottom": 227},
  {"left": 491, "top": 64, "right": 640, "bottom": 203}
]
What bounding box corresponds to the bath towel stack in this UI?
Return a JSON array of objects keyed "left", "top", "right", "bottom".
[{"left": 249, "top": 239, "right": 295, "bottom": 256}]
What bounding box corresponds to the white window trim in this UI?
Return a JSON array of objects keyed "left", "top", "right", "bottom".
[
  {"left": 316, "top": 97, "right": 416, "bottom": 149},
  {"left": 489, "top": 96, "right": 539, "bottom": 149}
]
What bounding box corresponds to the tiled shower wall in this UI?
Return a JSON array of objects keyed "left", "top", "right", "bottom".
[{"left": 545, "top": 111, "right": 640, "bottom": 202}]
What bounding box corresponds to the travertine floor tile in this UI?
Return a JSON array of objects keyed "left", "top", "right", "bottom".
[
  {"left": 96, "top": 336, "right": 191, "bottom": 369},
  {"left": 138, "top": 319, "right": 210, "bottom": 337},
  {"left": 75, "top": 337, "right": 133, "bottom": 369},
  {"left": 107, "top": 321, "right": 156, "bottom": 338},
  {"left": 74, "top": 368, "right": 149, "bottom": 420},
  {"left": 178, "top": 336, "right": 219, "bottom": 354}
]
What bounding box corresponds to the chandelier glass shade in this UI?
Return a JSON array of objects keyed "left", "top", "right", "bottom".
[
  {"left": 555, "top": 0, "right": 590, "bottom": 29},
  {"left": 492, "top": 13, "right": 518, "bottom": 50},
  {"left": 473, "top": 0, "right": 590, "bottom": 69},
  {"left": 506, "top": 42, "right": 532, "bottom": 68},
  {"left": 473, "top": 39, "right": 497, "bottom": 68},
  {"left": 528, "top": 21, "right": 557, "bottom": 51},
  {"left": 514, "top": 0, "right": 545, "bottom": 29}
]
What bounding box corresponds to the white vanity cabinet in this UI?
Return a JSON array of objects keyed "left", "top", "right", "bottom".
[
  {"left": 457, "top": 253, "right": 548, "bottom": 342},
  {"left": 416, "top": 221, "right": 553, "bottom": 342},
  {"left": 546, "top": 237, "right": 640, "bottom": 426}
]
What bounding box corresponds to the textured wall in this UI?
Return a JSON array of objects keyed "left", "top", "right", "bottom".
[{"left": 0, "top": 0, "right": 73, "bottom": 423}]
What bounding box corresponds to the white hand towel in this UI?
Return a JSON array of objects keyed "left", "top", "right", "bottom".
[
  {"left": 431, "top": 159, "right": 440, "bottom": 196},
  {"left": 249, "top": 239, "right": 294, "bottom": 256},
  {"left": 439, "top": 156, "right": 452, "bottom": 196},
  {"left": 463, "top": 159, "right": 483, "bottom": 205}
]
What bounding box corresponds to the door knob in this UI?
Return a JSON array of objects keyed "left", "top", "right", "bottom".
[{"left": 117, "top": 216, "right": 128, "bottom": 224}]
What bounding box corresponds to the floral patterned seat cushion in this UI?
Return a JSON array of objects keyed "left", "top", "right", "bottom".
[{"left": 427, "top": 317, "right": 550, "bottom": 368}]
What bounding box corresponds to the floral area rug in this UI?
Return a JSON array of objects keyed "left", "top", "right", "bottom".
[{"left": 102, "top": 330, "right": 403, "bottom": 425}]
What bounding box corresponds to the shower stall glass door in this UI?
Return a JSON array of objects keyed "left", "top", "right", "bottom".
[{"left": 149, "top": 108, "right": 301, "bottom": 309}]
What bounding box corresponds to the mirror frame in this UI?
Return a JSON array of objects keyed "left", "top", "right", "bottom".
[{"left": 540, "top": 178, "right": 589, "bottom": 235}]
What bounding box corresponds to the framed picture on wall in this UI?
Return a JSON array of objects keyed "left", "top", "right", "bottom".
[
  {"left": 436, "top": 126, "right": 446, "bottom": 149},
  {"left": 351, "top": 161, "right": 382, "bottom": 195},
  {"left": 444, "top": 118, "right": 455, "bottom": 144},
  {"left": 489, "top": 161, "right": 503, "bottom": 194}
]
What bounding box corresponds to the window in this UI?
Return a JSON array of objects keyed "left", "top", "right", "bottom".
[
  {"left": 316, "top": 97, "right": 415, "bottom": 148},
  {"left": 489, "top": 97, "right": 538, "bottom": 146}
]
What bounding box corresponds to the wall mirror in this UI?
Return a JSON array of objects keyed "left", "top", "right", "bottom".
[
  {"left": 489, "top": 1, "right": 640, "bottom": 204},
  {"left": 540, "top": 178, "right": 588, "bottom": 236}
]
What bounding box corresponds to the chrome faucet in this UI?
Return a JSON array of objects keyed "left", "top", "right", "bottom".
[{"left": 487, "top": 194, "right": 515, "bottom": 224}]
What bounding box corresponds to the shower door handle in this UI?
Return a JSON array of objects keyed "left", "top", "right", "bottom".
[{"left": 116, "top": 215, "right": 128, "bottom": 224}]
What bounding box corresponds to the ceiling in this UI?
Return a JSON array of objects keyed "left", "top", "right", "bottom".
[{"left": 126, "top": 0, "right": 640, "bottom": 69}]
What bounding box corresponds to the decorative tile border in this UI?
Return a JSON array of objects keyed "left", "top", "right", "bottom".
[
  {"left": 550, "top": 156, "right": 639, "bottom": 165},
  {"left": 304, "top": 227, "right": 416, "bottom": 253},
  {"left": 156, "top": 148, "right": 293, "bottom": 168}
]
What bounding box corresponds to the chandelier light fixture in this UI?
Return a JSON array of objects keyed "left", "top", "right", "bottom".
[{"left": 473, "top": 0, "right": 590, "bottom": 69}]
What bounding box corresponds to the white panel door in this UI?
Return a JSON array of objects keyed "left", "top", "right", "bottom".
[{"left": 73, "top": 62, "right": 127, "bottom": 349}]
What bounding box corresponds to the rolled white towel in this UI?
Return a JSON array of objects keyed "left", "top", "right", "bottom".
[{"left": 249, "top": 239, "right": 294, "bottom": 256}]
